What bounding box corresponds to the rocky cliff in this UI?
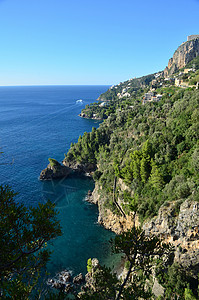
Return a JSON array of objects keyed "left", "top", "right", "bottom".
[
  {"left": 90, "top": 181, "right": 138, "bottom": 234},
  {"left": 164, "top": 38, "right": 199, "bottom": 76},
  {"left": 40, "top": 163, "right": 71, "bottom": 180},
  {"left": 143, "top": 199, "right": 199, "bottom": 275},
  {"left": 91, "top": 182, "right": 199, "bottom": 274},
  {"left": 63, "top": 159, "right": 96, "bottom": 175}
]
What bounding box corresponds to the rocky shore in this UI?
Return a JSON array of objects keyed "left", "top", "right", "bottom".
[
  {"left": 63, "top": 159, "right": 96, "bottom": 176},
  {"left": 40, "top": 158, "right": 96, "bottom": 180},
  {"left": 85, "top": 180, "right": 199, "bottom": 278},
  {"left": 47, "top": 270, "right": 85, "bottom": 295},
  {"left": 78, "top": 112, "right": 102, "bottom": 120},
  {"left": 40, "top": 162, "right": 71, "bottom": 180},
  {"left": 47, "top": 259, "right": 108, "bottom": 297}
]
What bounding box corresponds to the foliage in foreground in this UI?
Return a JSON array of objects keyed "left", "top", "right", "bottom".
[
  {"left": 78, "top": 228, "right": 198, "bottom": 300},
  {"left": 0, "top": 186, "right": 197, "bottom": 299},
  {"left": 0, "top": 185, "right": 62, "bottom": 299}
]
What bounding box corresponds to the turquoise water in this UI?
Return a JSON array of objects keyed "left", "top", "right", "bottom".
[{"left": 0, "top": 85, "right": 116, "bottom": 276}]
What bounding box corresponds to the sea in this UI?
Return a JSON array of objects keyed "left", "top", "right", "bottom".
[{"left": 0, "top": 85, "right": 117, "bottom": 276}]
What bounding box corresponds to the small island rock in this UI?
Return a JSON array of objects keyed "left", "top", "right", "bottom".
[{"left": 40, "top": 158, "right": 71, "bottom": 180}]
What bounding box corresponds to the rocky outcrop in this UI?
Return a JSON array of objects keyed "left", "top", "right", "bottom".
[
  {"left": 85, "top": 183, "right": 101, "bottom": 205},
  {"left": 73, "top": 273, "right": 84, "bottom": 285},
  {"left": 79, "top": 112, "right": 102, "bottom": 120},
  {"left": 92, "top": 180, "right": 199, "bottom": 274},
  {"left": 98, "top": 207, "right": 138, "bottom": 235},
  {"left": 63, "top": 159, "right": 96, "bottom": 176},
  {"left": 40, "top": 163, "right": 71, "bottom": 180},
  {"left": 47, "top": 270, "right": 85, "bottom": 294},
  {"left": 143, "top": 199, "right": 199, "bottom": 274},
  {"left": 91, "top": 181, "right": 138, "bottom": 234},
  {"left": 164, "top": 38, "right": 199, "bottom": 76},
  {"left": 40, "top": 157, "right": 95, "bottom": 180},
  {"left": 80, "top": 258, "right": 100, "bottom": 294}
]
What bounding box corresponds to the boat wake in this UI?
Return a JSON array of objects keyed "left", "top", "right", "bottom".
[{"left": 76, "top": 99, "right": 83, "bottom": 104}]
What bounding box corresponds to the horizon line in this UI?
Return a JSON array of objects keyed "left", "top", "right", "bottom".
[{"left": 0, "top": 84, "right": 112, "bottom": 87}]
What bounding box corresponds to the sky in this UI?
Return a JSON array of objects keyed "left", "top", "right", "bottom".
[{"left": 0, "top": 0, "right": 199, "bottom": 85}]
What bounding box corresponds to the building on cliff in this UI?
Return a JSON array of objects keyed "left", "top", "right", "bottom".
[{"left": 187, "top": 35, "right": 199, "bottom": 41}]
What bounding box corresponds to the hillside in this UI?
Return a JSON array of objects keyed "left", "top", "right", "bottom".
[
  {"left": 64, "top": 84, "right": 199, "bottom": 297},
  {"left": 55, "top": 39, "right": 199, "bottom": 298}
]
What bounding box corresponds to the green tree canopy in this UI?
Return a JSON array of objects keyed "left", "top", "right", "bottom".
[{"left": 0, "top": 185, "right": 62, "bottom": 299}]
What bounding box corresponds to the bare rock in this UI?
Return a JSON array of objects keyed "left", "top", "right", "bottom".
[
  {"left": 40, "top": 163, "right": 71, "bottom": 180},
  {"left": 73, "top": 273, "right": 84, "bottom": 284},
  {"left": 143, "top": 199, "right": 199, "bottom": 275}
]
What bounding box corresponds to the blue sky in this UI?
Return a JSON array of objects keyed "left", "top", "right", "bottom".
[{"left": 0, "top": 0, "right": 199, "bottom": 85}]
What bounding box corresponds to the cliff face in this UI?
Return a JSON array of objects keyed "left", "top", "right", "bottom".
[
  {"left": 63, "top": 160, "right": 96, "bottom": 176},
  {"left": 40, "top": 163, "right": 71, "bottom": 180},
  {"left": 164, "top": 38, "right": 199, "bottom": 76},
  {"left": 92, "top": 182, "right": 199, "bottom": 273},
  {"left": 91, "top": 181, "right": 139, "bottom": 234},
  {"left": 143, "top": 199, "right": 199, "bottom": 274}
]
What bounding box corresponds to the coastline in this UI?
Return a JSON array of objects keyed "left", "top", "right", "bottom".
[{"left": 78, "top": 113, "right": 103, "bottom": 121}]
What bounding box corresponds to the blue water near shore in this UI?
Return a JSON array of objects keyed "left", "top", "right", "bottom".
[{"left": 0, "top": 85, "right": 116, "bottom": 276}]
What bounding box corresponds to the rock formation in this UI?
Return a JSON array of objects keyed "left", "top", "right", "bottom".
[
  {"left": 91, "top": 179, "right": 199, "bottom": 275},
  {"left": 90, "top": 181, "right": 138, "bottom": 234},
  {"left": 40, "top": 162, "right": 71, "bottom": 180},
  {"left": 143, "top": 199, "right": 199, "bottom": 275},
  {"left": 63, "top": 159, "right": 96, "bottom": 175},
  {"left": 47, "top": 270, "right": 85, "bottom": 294},
  {"left": 164, "top": 38, "right": 199, "bottom": 76}
]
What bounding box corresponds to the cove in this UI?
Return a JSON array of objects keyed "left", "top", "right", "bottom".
[
  {"left": 0, "top": 85, "right": 116, "bottom": 277},
  {"left": 44, "top": 175, "right": 116, "bottom": 276}
]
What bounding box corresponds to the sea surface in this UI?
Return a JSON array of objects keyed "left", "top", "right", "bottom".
[{"left": 0, "top": 85, "right": 117, "bottom": 276}]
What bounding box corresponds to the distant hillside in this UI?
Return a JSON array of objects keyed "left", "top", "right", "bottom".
[
  {"left": 98, "top": 73, "right": 157, "bottom": 101},
  {"left": 59, "top": 37, "right": 199, "bottom": 298}
]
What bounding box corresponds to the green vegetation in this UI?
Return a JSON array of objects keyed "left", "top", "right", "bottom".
[
  {"left": 77, "top": 227, "right": 174, "bottom": 299},
  {"left": 65, "top": 126, "right": 111, "bottom": 165},
  {"left": 156, "top": 262, "right": 198, "bottom": 300},
  {"left": 0, "top": 185, "right": 62, "bottom": 299},
  {"left": 80, "top": 73, "right": 157, "bottom": 120},
  {"left": 99, "top": 73, "right": 156, "bottom": 101},
  {"left": 87, "top": 258, "right": 92, "bottom": 273},
  {"left": 78, "top": 228, "right": 198, "bottom": 300},
  {"left": 48, "top": 158, "right": 61, "bottom": 167},
  {"left": 185, "top": 55, "right": 199, "bottom": 70},
  {"left": 189, "top": 70, "right": 199, "bottom": 85},
  {"left": 63, "top": 70, "right": 199, "bottom": 298},
  {"left": 66, "top": 87, "right": 199, "bottom": 220}
]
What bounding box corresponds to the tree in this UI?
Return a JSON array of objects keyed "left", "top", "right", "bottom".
[
  {"left": 132, "top": 151, "right": 141, "bottom": 181},
  {"left": 78, "top": 227, "right": 173, "bottom": 300},
  {"left": 149, "top": 159, "right": 164, "bottom": 191},
  {"left": 0, "top": 185, "right": 62, "bottom": 299}
]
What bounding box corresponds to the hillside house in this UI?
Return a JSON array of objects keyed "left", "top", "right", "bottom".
[
  {"left": 142, "top": 92, "right": 162, "bottom": 104},
  {"left": 175, "top": 78, "right": 182, "bottom": 86},
  {"left": 184, "top": 68, "right": 195, "bottom": 74}
]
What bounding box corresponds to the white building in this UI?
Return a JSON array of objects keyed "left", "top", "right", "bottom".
[{"left": 187, "top": 35, "right": 199, "bottom": 41}]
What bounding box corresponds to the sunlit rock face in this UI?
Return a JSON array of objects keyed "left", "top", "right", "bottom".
[{"left": 164, "top": 38, "right": 199, "bottom": 77}]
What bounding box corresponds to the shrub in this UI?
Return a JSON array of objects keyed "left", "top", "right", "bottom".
[{"left": 48, "top": 158, "right": 60, "bottom": 167}]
